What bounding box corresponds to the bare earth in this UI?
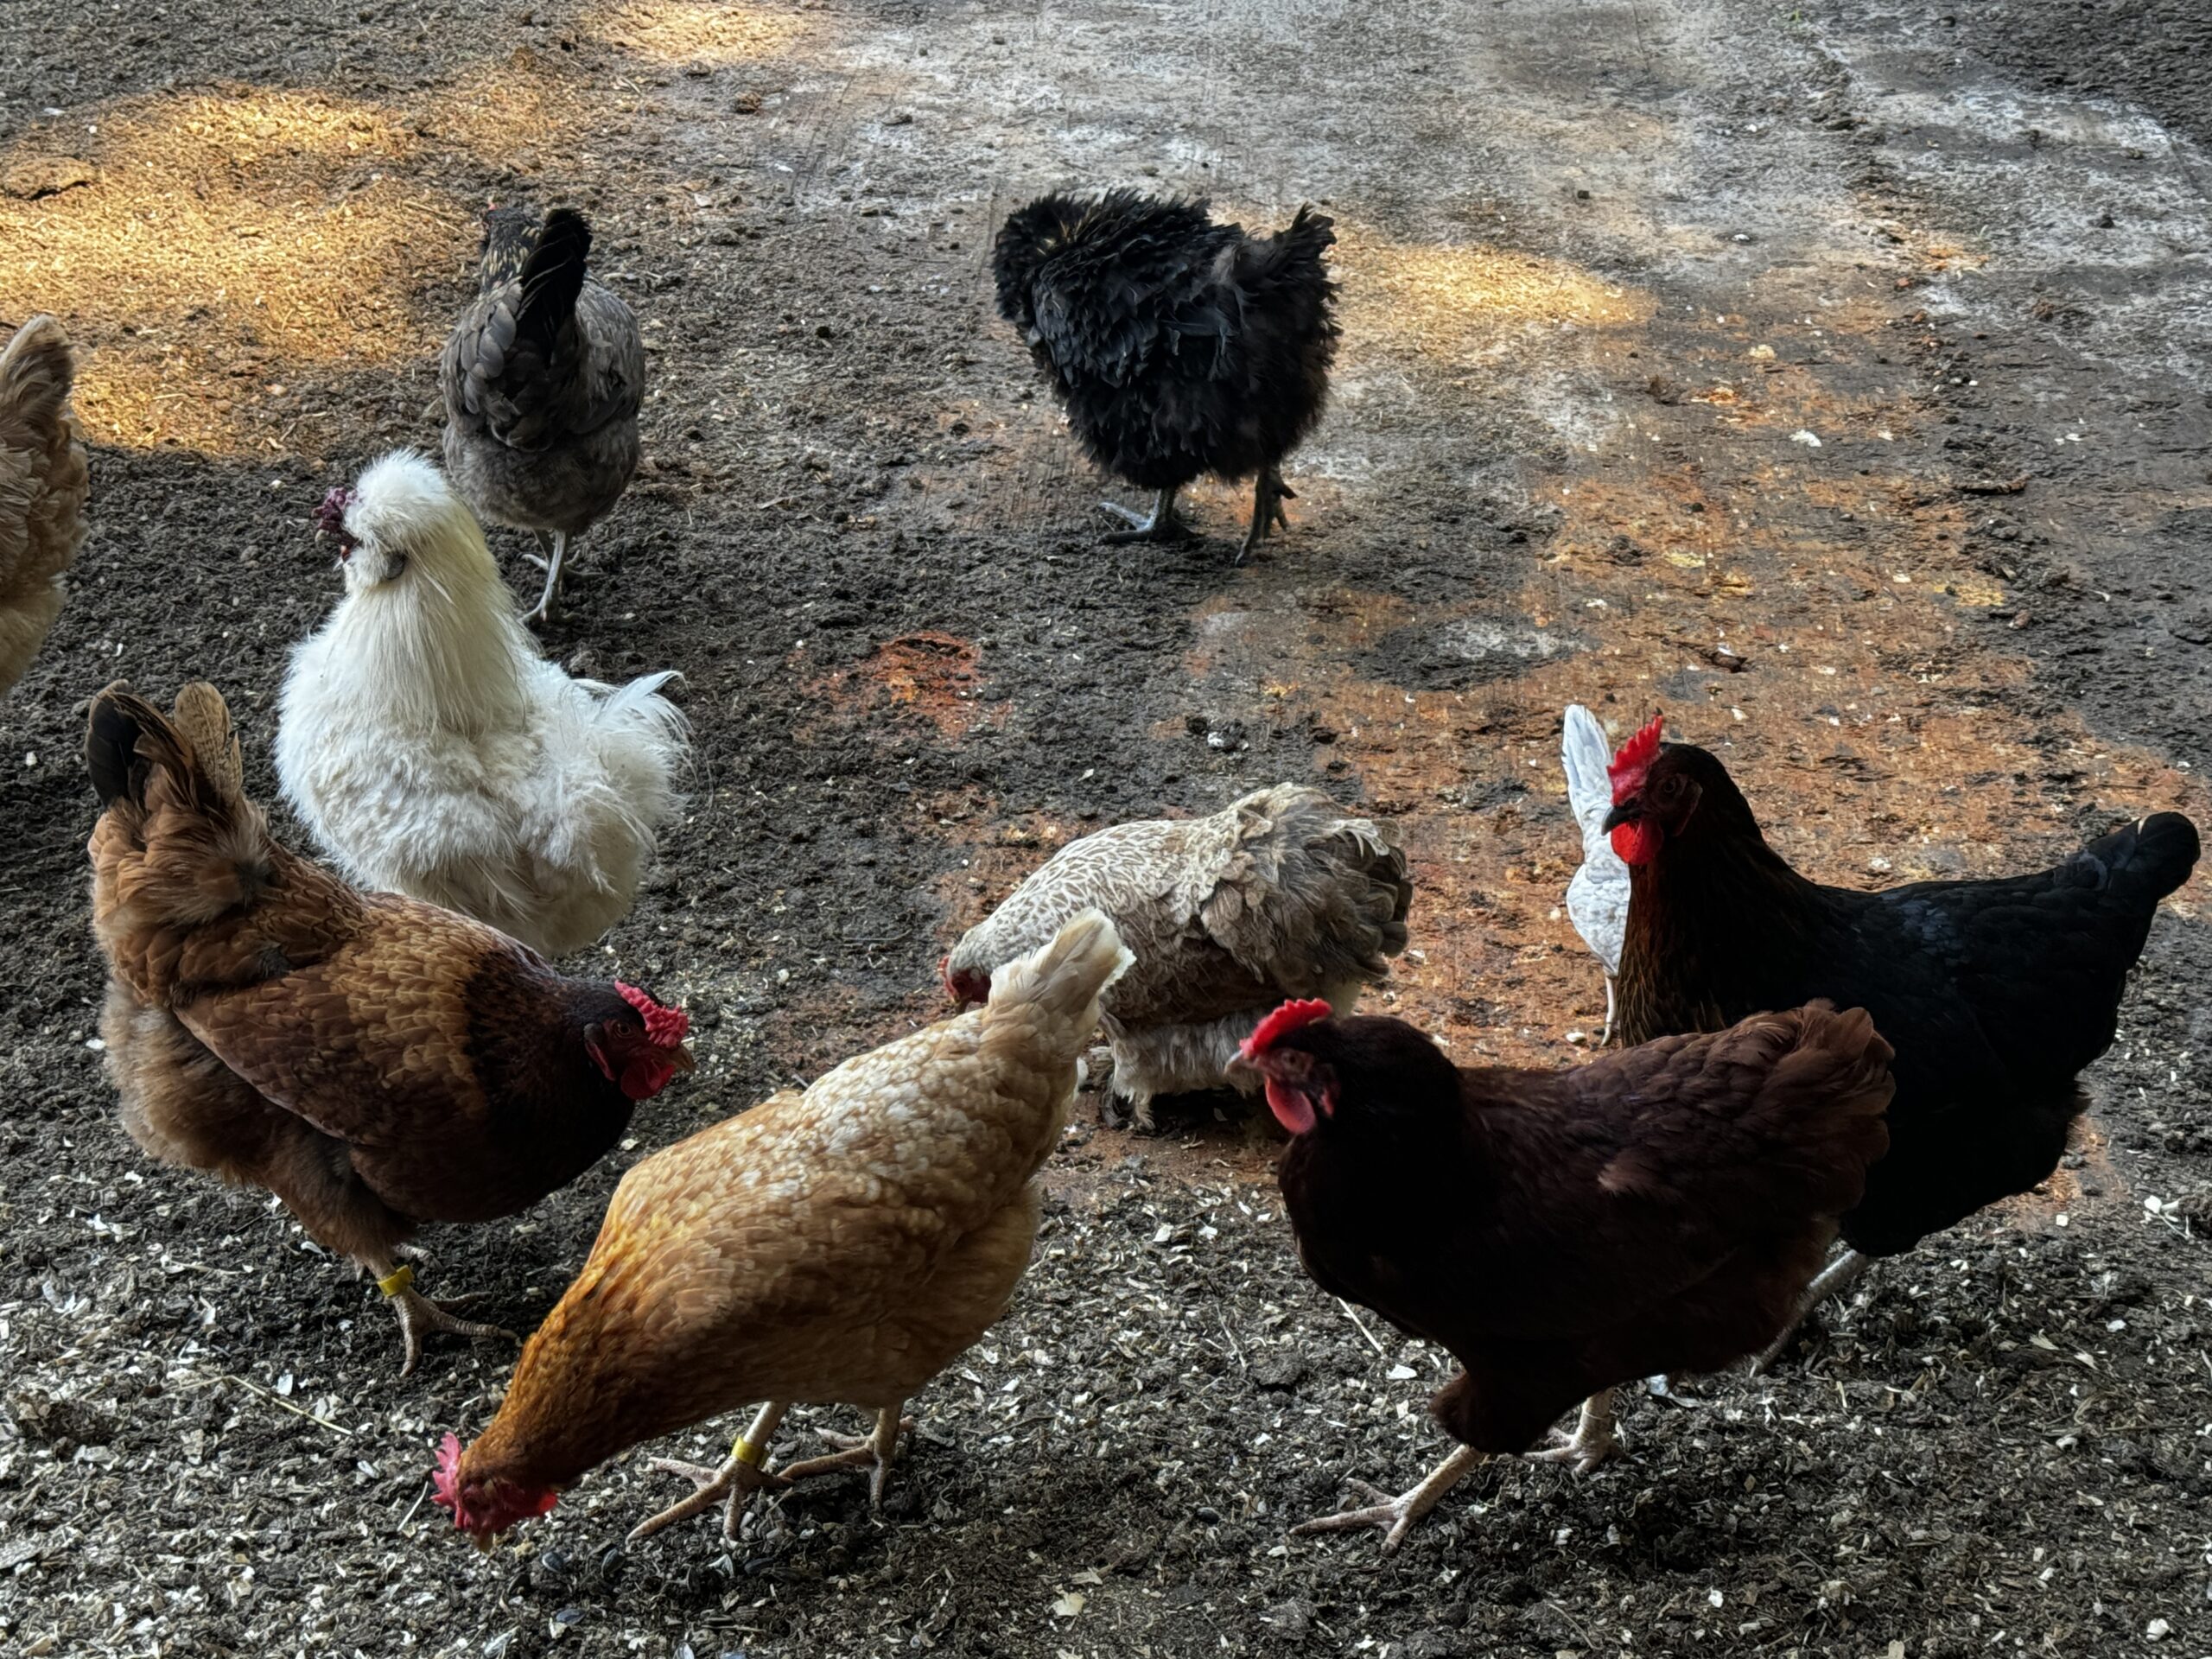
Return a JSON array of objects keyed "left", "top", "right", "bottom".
[{"left": 1, "top": 2, "right": 2208, "bottom": 1656}]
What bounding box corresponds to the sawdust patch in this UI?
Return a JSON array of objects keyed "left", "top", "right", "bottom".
[
  {"left": 0, "top": 90, "right": 467, "bottom": 455},
  {"left": 1338, "top": 230, "right": 1655, "bottom": 365},
  {"left": 586, "top": 0, "right": 817, "bottom": 65}
]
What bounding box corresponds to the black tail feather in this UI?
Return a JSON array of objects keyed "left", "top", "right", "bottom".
[
  {"left": 514, "top": 207, "right": 592, "bottom": 354},
  {"left": 2106, "top": 810, "right": 2201, "bottom": 902},
  {"left": 86, "top": 682, "right": 158, "bottom": 809}
]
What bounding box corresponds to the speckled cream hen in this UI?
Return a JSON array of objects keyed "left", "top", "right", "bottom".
[
  {"left": 433, "top": 911, "right": 1133, "bottom": 1548},
  {"left": 942, "top": 785, "right": 1412, "bottom": 1131}
]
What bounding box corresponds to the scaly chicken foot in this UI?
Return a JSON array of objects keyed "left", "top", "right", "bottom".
[
  {"left": 1292, "top": 1445, "right": 1487, "bottom": 1554},
  {"left": 1102, "top": 1086, "right": 1160, "bottom": 1135},
  {"left": 1750, "top": 1249, "right": 1871, "bottom": 1375},
  {"left": 776, "top": 1406, "right": 913, "bottom": 1508},
  {"left": 629, "top": 1402, "right": 794, "bottom": 1545},
  {"left": 1236, "top": 467, "right": 1294, "bottom": 563},
  {"left": 522, "top": 530, "right": 571, "bottom": 626},
  {"left": 1100, "top": 487, "right": 1194, "bottom": 544},
  {"left": 369, "top": 1260, "right": 516, "bottom": 1379},
  {"left": 1523, "top": 1388, "right": 1620, "bottom": 1473}
]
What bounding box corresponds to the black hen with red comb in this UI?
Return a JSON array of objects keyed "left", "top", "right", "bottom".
[{"left": 1601, "top": 721, "right": 2197, "bottom": 1346}]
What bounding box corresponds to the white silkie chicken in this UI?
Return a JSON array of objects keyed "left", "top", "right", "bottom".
[
  {"left": 276, "top": 451, "right": 688, "bottom": 959},
  {"left": 1561, "top": 704, "right": 1630, "bottom": 1042}
]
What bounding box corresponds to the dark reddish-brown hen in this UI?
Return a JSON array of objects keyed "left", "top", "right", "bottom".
[
  {"left": 86, "top": 682, "right": 694, "bottom": 1375},
  {"left": 1242, "top": 998, "right": 1891, "bottom": 1549},
  {"left": 1600, "top": 718, "right": 2199, "bottom": 1356}
]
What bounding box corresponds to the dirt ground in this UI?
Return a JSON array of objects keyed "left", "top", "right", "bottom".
[{"left": 3, "top": 0, "right": 2209, "bottom": 1655}]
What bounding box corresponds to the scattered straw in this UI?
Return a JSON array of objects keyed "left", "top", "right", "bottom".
[
  {"left": 587, "top": 0, "right": 817, "bottom": 66},
  {"left": 1338, "top": 230, "right": 1653, "bottom": 362},
  {"left": 0, "top": 89, "right": 470, "bottom": 454}
]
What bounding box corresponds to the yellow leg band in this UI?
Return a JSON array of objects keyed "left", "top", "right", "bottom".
[
  {"left": 377, "top": 1264, "right": 416, "bottom": 1298},
  {"left": 731, "top": 1433, "right": 765, "bottom": 1468}
]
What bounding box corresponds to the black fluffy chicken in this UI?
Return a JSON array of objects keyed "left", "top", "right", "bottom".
[
  {"left": 441, "top": 206, "right": 645, "bottom": 625},
  {"left": 994, "top": 191, "right": 1338, "bottom": 560},
  {"left": 1602, "top": 717, "right": 2200, "bottom": 1358}
]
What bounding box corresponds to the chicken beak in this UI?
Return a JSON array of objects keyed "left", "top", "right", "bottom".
[
  {"left": 1600, "top": 801, "right": 1634, "bottom": 834},
  {"left": 666, "top": 1043, "right": 697, "bottom": 1075}
]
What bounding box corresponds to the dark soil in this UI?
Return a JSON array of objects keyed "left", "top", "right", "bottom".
[{"left": 2, "top": 2, "right": 2209, "bottom": 1657}]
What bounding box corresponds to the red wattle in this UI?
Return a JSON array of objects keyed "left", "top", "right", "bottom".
[
  {"left": 1610, "top": 820, "right": 1663, "bottom": 866},
  {"left": 1265, "top": 1078, "right": 1317, "bottom": 1136}
]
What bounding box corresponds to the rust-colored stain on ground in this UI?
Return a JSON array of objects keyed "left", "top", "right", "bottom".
[
  {"left": 807, "top": 632, "right": 1001, "bottom": 744},
  {"left": 1159, "top": 258, "right": 2208, "bottom": 1107}
]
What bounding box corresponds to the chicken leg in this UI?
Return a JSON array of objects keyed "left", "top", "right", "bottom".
[
  {"left": 1236, "top": 467, "right": 1294, "bottom": 563},
  {"left": 1292, "top": 1444, "right": 1487, "bottom": 1554},
  {"left": 366, "top": 1257, "right": 515, "bottom": 1379},
  {"left": 1296, "top": 1390, "right": 1617, "bottom": 1553},
  {"left": 1750, "top": 1249, "right": 1871, "bottom": 1374},
  {"left": 1524, "top": 1388, "right": 1619, "bottom": 1473},
  {"left": 630, "top": 1402, "right": 794, "bottom": 1544},
  {"left": 1100, "top": 487, "right": 1193, "bottom": 544},
  {"left": 775, "top": 1405, "right": 913, "bottom": 1508},
  {"left": 522, "top": 529, "right": 571, "bottom": 626}
]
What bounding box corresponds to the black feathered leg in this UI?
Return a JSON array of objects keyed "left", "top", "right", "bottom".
[
  {"left": 1100, "top": 487, "right": 1194, "bottom": 544},
  {"left": 1237, "top": 467, "right": 1295, "bottom": 563}
]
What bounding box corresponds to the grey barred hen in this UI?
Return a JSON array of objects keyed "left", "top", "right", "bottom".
[
  {"left": 942, "top": 785, "right": 1412, "bottom": 1131},
  {"left": 993, "top": 191, "right": 1338, "bottom": 560},
  {"left": 441, "top": 207, "right": 644, "bottom": 625},
  {"left": 0, "top": 315, "right": 88, "bottom": 698}
]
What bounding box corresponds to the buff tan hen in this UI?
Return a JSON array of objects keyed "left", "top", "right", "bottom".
[{"left": 433, "top": 911, "right": 1131, "bottom": 1547}]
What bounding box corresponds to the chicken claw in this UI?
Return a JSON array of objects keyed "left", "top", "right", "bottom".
[
  {"left": 1292, "top": 1445, "right": 1486, "bottom": 1553},
  {"left": 373, "top": 1262, "right": 515, "bottom": 1378},
  {"left": 777, "top": 1406, "right": 913, "bottom": 1508},
  {"left": 630, "top": 1453, "right": 789, "bottom": 1545},
  {"left": 522, "top": 530, "right": 571, "bottom": 626},
  {"left": 1236, "top": 467, "right": 1294, "bottom": 563},
  {"left": 629, "top": 1402, "right": 794, "bottom": 1545},
  {"left": 1100, "top": 487, "right": 1193, "bottom": 544},
  {"left": 1524, "top": 1388, "right": 1619, "bottom": 1474},
  {"left": 1750, "top": 1249, "right": 1870, "bottom": 1375}
]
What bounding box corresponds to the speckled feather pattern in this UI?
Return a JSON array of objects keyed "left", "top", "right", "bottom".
[
  {"left": 0, "top": 316, "right": 87, "bottom": 698},
  {"left": 947, "top": 785, "right": 1411, "bottom": 1115},
  {"left": 464, "top": 912, "right": 1133, "bottom": 1491}
]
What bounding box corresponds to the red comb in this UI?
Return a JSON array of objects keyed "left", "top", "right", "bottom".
[
  {"left": 1607, "top": 715, "right": 1665, "bottom": 804},
  {"left": 430, "top": 1432, "right": 465, "bottom": 1521},
  {"left": 1241, "top": 998, "right": 1335, "bottom": 1061},
  {"left": 616, "top": 982, "right": 690, "bottom": 1048}
]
